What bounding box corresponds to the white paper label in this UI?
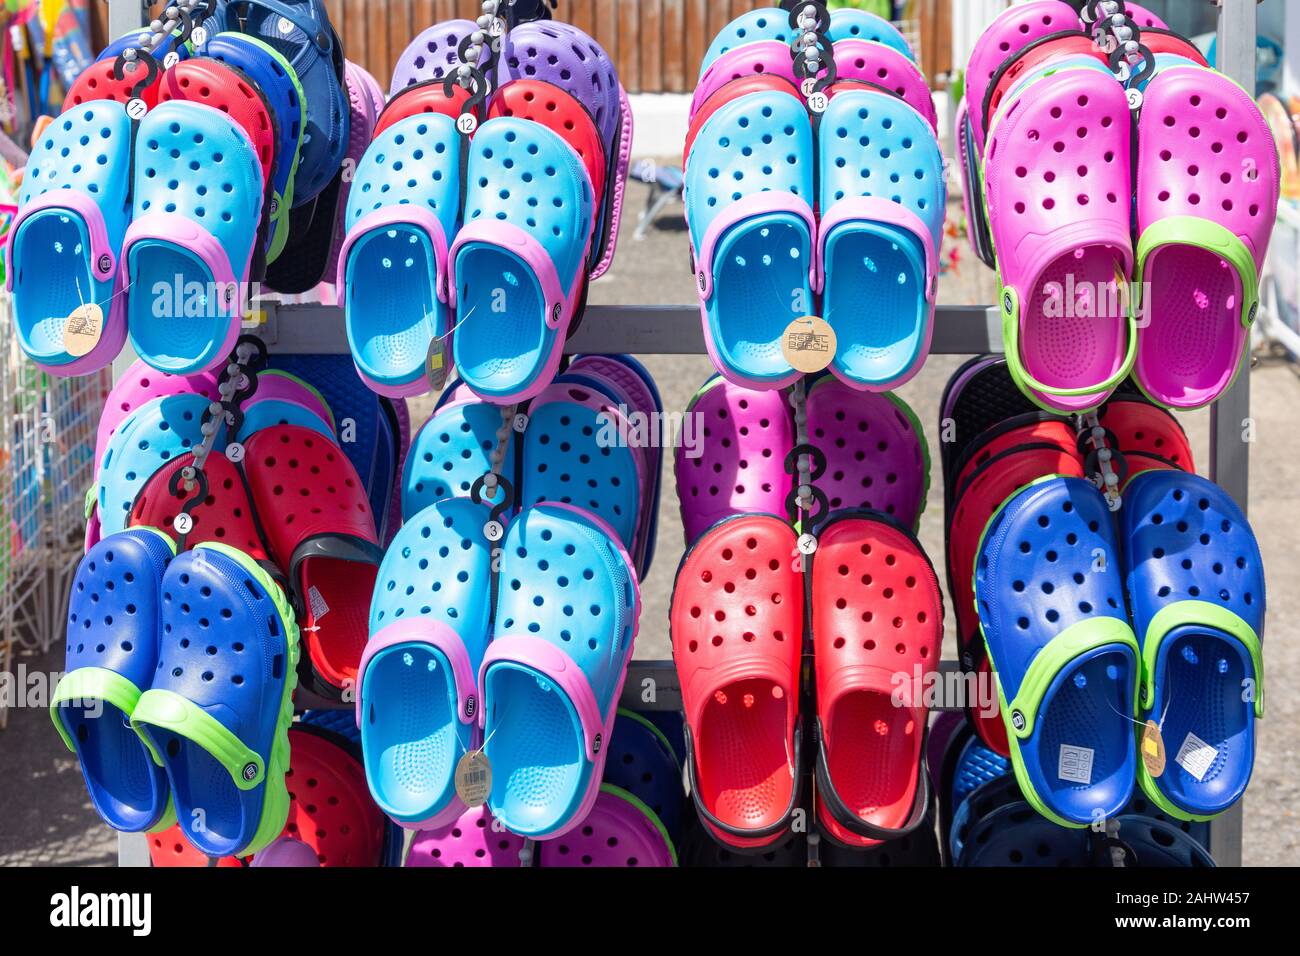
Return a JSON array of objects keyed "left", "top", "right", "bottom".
[
  {"left": 1175, "top": 731, "right": 1219, "bottom": 782},
  {"left": 307, "top": 585, "right": 330, "bottom": 621},
  {"left": 1058, "top": 744, "right": 1095, "bottom": 785}
]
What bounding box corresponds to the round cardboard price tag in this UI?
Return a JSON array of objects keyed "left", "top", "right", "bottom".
[
  {"left": 1141, "top": 719, "right": 1166, "bottom": 777},
  {"left": 781, "top": 316, "right": 836, "bottom": 374},
  {"left": 426, "top": 336, "right": 450, "bottom": 392},
  {"left": 455, "top": 750, "right": 492, "bottom": 808},
  {"left": 63, "top": 303, "right": 104, "bottom": 357}
]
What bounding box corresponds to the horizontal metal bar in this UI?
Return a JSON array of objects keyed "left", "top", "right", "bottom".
[{"left": 255, "top": 302, "right": 1004, "bottom": 357}]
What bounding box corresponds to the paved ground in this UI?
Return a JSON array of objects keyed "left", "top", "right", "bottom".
[{"left": 3, "top": 182, "right": 1297, "bottom": 865}]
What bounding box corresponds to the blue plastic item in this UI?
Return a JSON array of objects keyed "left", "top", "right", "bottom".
[
  {"left": 451, "top": 118, "right": 594, "bottom": 403},
  {"left": 685, "top": 90, "right": 814, "bottom": 388},
  {"left": 957, "top": 801, "right": 1097, "bottom": 866},
  {"left": 342, "top": 113, "right": 462, "bottom": 393},
  {"left": 571, "top": 353, "right": 666, "bottom": 576},
  {"left": 1117, "top": 815, "right": 1215, "bottom": 867},
  {"left": 130, "top": 544, "right": 299, "bottom": 858},
  {"left": 236, "top": 398, "right": 334, "bottom": 442},
  {"left": 827, "top": 8, "right": 914, "bottom": 60},
  {"left": 97, "top": 394, "right": 225, "bottom": 537},
  {"left": 201, "top": 32, "right": 305, "bottom": 258},
  {"left": 51, "top": 529, "right": 177, "bottom": 832},
  {"left": 951, "top": 733, "right": 1011, "bottom": 811},
  {"left": 237, "top": 0, "right": 349, "bottom": 206},
  {"left": 482, "top": 504, "right": 638, "bottom": 839},
  {"left": 520, "top": 385, "right": 641, "bottom": 559},
  {"left": 9, "top": 100, "right": 133, "bottom": 371},
  {"left": 605, "top": 710, "right": 685, "bottom": 844},
  {"left": 975, "top": 476, "right": 1139, "bottom": 827},
  {"left": 401, "top": 400, "right": 514, "bottom": 520},
  {"left": 819, "top": 89, "right": 945, "bottom": 389},
  {"left": 1121, "top": 470, "right": 1264, "bottom": 821},
  {"left": 697, "top": 8, "right": 794, "bottom": 78},
  {"left": 123, "top": 102, "right": 263, "bottom": 375},
  {"left": 361, "top": 497, "right": 494, "bottom": 828},
  {"left": 949, "top": 773, "right": 1023, "bottom": 863}
]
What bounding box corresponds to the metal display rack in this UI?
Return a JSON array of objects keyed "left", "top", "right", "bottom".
[{"left": 109, "top": 0, "right": 1257, "bottom": 866}]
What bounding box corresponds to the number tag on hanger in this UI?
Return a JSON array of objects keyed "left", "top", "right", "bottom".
[
  {"left": 163, "top": 51, "right": 180, "bottom": 69},
  {"left": 173, "top": 512, "right": 194, "bottom": 535},
  {"left": 488, "top": 16, "right": 506, "bottom": 38},
  {"left": 807, "top": 91, "right": 829, "bottom": 114},
  {"left": 63, "top": 302, "right": 103, "bottom": 357},
  {"left": 782, "top": 316, "right": 836, "bottom": 374},
  {"left": 126, "top": 98, "right": 149, "bottom": 121},
  {"left": 225, "top": 442, "right": 246, "bottom": 464},
  {"left": 191, "top": 26, "right": 208, "bottom": 47},
  {"left": 455, "top": 750, "right": 493, "bottom": 807}
]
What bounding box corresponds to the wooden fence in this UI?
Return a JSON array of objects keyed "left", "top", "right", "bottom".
[{"left": 94, "top": 1, "right": 952, "bottom": 95}]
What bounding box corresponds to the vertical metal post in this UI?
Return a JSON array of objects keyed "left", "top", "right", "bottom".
[
  {"left": 109, "top": 0, "right": 156, "bottom": 871},
  {"left": 108, "top": 0, "right": 151, "bottom": 39},
  {"left": 1207, "top": 0, "right": 1258, "bottom": 869}
]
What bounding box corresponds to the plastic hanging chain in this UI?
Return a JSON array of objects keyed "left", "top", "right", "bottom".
[
  {"left": 1085, "top": 0, "right": 1154, "bottom": 106},
  {"left": 113, "top": 0, "right": 211, "bottom": 194},
  {"left": 784, "top": 379, "right": 828, "bottom": 557},
  {"left": 787, "top": 2, "right": 836, "bottom": 107},
  {"left": 452, "top": 0, "right": 507, "bottom": 109},
  {"left": 470, "top": 403, "right": 522, "bottom": 623},
  {"left": 444, "top": 1, "right": 506, "bottom": 222},
  {"left": 169, "top": 336, "right": 268, "bottom": 550},
  {"left": 117, "top": 0, "right": 209, "bottom": 81},
  {"left": 1077, "top": 411, "right": 1125, "bottom": 513}
]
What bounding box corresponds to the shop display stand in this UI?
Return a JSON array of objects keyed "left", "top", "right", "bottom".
[{"left": 112, "top": 0, "right": 1256, "bottom": 867}]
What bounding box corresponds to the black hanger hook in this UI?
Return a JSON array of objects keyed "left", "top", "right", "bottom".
[{"left": 113, "top": 49, "right": 162, "bottom": 101}]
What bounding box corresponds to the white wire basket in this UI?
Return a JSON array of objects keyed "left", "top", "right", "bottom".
[{"left": 0, "top": 294, "right": 110, "bottom": 728}]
